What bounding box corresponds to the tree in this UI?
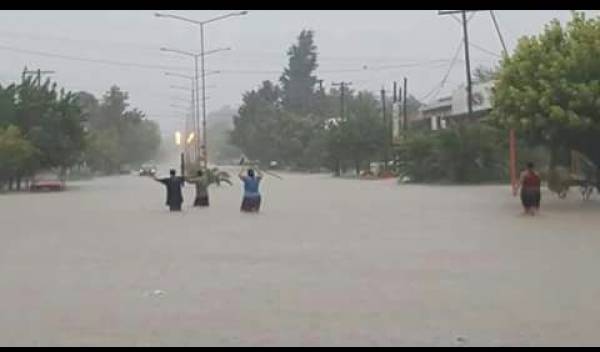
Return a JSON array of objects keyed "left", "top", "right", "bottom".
[
  {"left": 82, "top": 86, "right": 162, "bottom": 174},
  {"left": 324, "top": 90, "right": 385, "bottom": 175},
  {"left": 279, "top": 29, "right": 319, "bottom": 115},
  {"left": 230, "top": 29, "right": 422, "bottom": 175},
  {"left": 231, "top": 81, "right": 283, "bottom": 164},
  {"left": 75, "top": 91, "right": 99, "bottom": 129},
  {"left": 491, "top": 11, "right": 600, "bottom": 167},
  {"left": 14, "top": 76, "right": 86, "bottom": 174},
  {"left": 85, "top": 129, "right": 120, "bottom": 174},
  {"left": 0, "top": 83, "right": 17, "bottom": 128},
  {"left": 396, "top": 123, "right": 506, "bottom": 183},
  {"left": 0, "top": 125, "right": 39, "bottom": 190}
]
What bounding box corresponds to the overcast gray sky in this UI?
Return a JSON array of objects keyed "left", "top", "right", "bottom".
[{"left": 0, "top": 10, "right": 597, "bottom": 135}]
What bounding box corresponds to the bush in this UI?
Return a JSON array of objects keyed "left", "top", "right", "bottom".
[{"left": 396, "top": 123, "right": 508, "bottom": 184}]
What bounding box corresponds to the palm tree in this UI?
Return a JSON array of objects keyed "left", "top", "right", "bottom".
[{"left": 185, "top": 160, "right": 232, "bottom": 187}]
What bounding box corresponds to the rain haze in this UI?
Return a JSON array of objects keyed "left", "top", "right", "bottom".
[
  {"left": 0, "top": 10, "right": 597, "bottom": 134},
  {"left": 1, "top": 9, "right": 600, "bottom": 347}
]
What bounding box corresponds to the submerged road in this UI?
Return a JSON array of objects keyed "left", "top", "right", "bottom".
[{"left": 1, "top": 168, "right": 599, "bottom": 346}]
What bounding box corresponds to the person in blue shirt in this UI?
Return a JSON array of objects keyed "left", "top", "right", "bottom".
[{"left": 239, "top": 167, "right": 263, "bottom": 212}]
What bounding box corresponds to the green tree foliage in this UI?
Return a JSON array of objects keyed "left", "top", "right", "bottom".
[
  {"left": 397, "top": 123, "right": 507, "bottom": 184},
  {"left": 491, "top": 11, "right": 600, "bottom": 167},
  {"left": 0, "top": 125, "right": 39, "bottom": 189},
  {"left": 279, "top": 30, "right": 319, "bottom": 115},
  {"left": 6, "top": 75, "right": 86, "bottom": 175},
  {"left": 0, "top": 71, "right": 160, "bottom": 189},
  {"left": 231, "top": 81, "right": 283, "bottom": 164},
  {"left": 85, "top": 129, "right": 121, "bottom": 174},
  {"left": 80, "top": 86, "right": 161, "bottom": 174},
  {"left": 0, "top": 84, "right": 17, "bottom": 128},
  {"left": 230, "top": 30, "right": 405, "bottom": 174},
  {"left": 325, "top": 91, "right": 385, "bottom": 175}
]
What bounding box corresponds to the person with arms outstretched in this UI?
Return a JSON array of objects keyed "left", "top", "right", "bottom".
[
  {"left": 153, "top": 168, "right": 185, "bottom": 212},
  {"left": 186, "top": 169, "right": 210, "bottom": 207},
  {"left": 239, "top": 167, "right": 263, "bottom": 213}
]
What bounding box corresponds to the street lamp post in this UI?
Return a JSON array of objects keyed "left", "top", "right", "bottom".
[
  {"left": 160, "top": 46, "right": 230, "bottom": 166},
  {"left": 156, "top": 11, "right": 247, "bottom": 168},
  {"left": 166, "top": 72, "right": 197, "bottom": 160}
]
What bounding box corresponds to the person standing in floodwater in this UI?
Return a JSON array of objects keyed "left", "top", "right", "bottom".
[
  {"left": 153, "top": 169, "right": 185, "bottom": 211},
  {"left": 186, "top": 169, "right": 210, "bottom": 207},
  {"left": 518, "top": 162, "right": 541, "bottom": 215},
  {"left": 239, "top": 167, "right": 263, "bottom": 212}
]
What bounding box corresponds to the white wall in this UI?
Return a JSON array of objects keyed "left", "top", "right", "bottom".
[{"left": 451, "top": 81, "right": 494, "bottom": 115}]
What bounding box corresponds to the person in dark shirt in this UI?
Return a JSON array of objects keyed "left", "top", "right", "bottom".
[{"left": 153, "top": 169, "right": 185, "bottom": 212}]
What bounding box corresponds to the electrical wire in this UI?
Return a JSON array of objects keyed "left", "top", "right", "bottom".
[
  {"left": 0, "top": 44, "right": 190, "bottom": 71},
  {"left": 419, "top": 38, "right": 464, "bottom": 102}
]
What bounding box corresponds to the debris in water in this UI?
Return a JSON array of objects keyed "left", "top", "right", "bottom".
[{"left": 144, "top": 289, "right": 166, "bottom": 298}]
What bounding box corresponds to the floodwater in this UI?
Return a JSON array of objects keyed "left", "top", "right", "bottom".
[{"left": 1, "top": 168, "right": 600, "bottom": 346}]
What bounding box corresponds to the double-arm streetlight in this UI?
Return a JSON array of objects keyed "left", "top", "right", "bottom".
[
  {"left": 156, "top": 10, "right": 247, "bottom": 167},
  {"left": 160, "top": 46, "right": 230, "bottom": 166},
  {"left": 166, "top": 72, "right": 199, "bottom": 158}
]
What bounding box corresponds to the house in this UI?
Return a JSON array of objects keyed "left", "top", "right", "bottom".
[
  {"left": 416, "top": 81, "right": 495, "bottom": 130},
  {"left": 419, "top": 96, "right": 452, "bottom": 130}
]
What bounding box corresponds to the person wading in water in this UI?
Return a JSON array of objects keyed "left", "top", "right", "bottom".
[
  {"left": 186, "top": 169, "right": 210, "bottom": 207},
  {"left": 153, "top": 169, "right": 185, "bottom": 212},
  {"left": 239, "top": 166, "right": 263, "bottom": 213},
  {"left": 517, "top": 162, "right": 541, "bottom": 216}
]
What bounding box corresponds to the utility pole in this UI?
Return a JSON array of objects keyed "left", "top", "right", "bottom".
[
  {"left": 488, "top": 10, "right": 517, "bottom": 194},
  {"left": 490, "top": 10, "right": 509, "bottom": 57},
  {"left": 439, "top": 10, "right": 481, "bottom": 118},
  {"left": 402, "top": 77, "right": 408, "bottom": 130},
  {"left": 332, "top": 81, "right": 352, "bottom": 120},
  {"left": 381, "top": 87, "right": 388, "bottom": 172},
  {"left": 461, "top": 10, "right": 473, "bottom": 118},
  {"left": 23, "top": 68, "right": 55, "bottom": 88},
  {"left": 393, "top": 81, "right": 398, "bottom": 142}
]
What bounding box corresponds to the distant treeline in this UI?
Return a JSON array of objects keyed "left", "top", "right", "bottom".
[{"left": 0, "top": 70, "right": 161, "bottom": 191}]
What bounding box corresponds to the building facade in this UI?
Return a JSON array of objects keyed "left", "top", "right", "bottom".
[{"left": 417, "top": 81, "right": 494, "bottom": 130}]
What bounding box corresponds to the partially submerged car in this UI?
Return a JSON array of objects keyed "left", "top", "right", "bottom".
[{"left": 30, "top": 172, "right": 65, "bottom": 192}]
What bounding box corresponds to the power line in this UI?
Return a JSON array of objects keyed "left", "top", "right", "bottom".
[
  {"left": 448, "top": 12, "right": 503, "bottom": 59},
  {"left": 490, "top": 10, "right": 509, "bottom": 57},
  {"left": 0, "top": 44, "right": 463, "bottom": 77},
  {"left": 0, "top": 29, "right": 163, "bottom": 53},
  {"left": 469, "top": 42, "right": 502, "bottom": 58},
  {"left": 0, "top": 44, "right": 190, "bottom": 72},
  {"left": 419, "top": 38, "right": 464, "bottom": 102}
]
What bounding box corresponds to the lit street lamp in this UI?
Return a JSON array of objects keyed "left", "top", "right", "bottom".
[
  {"left": 156, "top": 11, "right": 247, "bottom": 168},
  {"left": 160, "top": 46, "right": 230, "bottom": 165}
]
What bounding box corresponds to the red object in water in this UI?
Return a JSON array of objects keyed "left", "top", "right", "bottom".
[
  {"left": 379, "top": 170, "right": 396, "bottom": 179},
  {"left": 30, "top": 174, "right": 65, "bottom": 192}
]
